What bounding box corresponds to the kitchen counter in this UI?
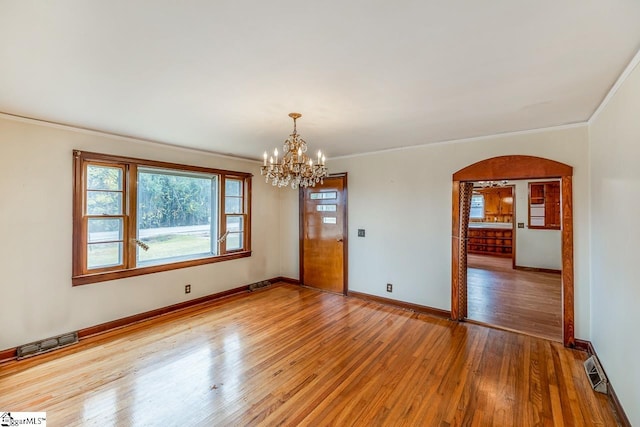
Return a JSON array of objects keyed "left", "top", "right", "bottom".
[{"left": 469, "top": 222, "right": 513, "bottom": 229}]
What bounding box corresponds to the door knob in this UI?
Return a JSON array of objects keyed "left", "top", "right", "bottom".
[{"left": 337, "top": 238, "right": 343, "bottom": 242}]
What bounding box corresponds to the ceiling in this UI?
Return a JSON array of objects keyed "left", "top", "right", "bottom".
[{"left": 1, "top": 1, "right": 640, "bottom": 160}]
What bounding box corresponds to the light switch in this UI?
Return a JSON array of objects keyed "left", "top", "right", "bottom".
[{"left": 358, "top": 229, "right": 365, "bottom": 237}]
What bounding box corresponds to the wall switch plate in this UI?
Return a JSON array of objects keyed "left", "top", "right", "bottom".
[
  {"left": 518, "top": 222, "right": 525, "bottom": 228},
  {"left": 386, "top": 283, "right": 393, "bottom": 292},
  {"left": 185, "top": 284, "right": 191, "bottom": 294},
  {"left": 358, "top": 229, "right": 365, "bottom": 237}
]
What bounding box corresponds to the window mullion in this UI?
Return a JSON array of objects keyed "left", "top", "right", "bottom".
[
  {"left": 220, "top": 174, "right": 227, "bottom": 254},
  {"left": 244, "top": 178, "right": 251, "bottom": 252},
  {"left": 126, "top": 163, "right": 137, "bottom": 269},
  {"left": 211, "top": 175, "right": 219, "bottom": 256}
]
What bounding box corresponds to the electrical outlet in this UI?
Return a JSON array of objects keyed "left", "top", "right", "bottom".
[
  {"left": 185, "top": 284, "right": 191, "bottom": 294},
  {"left": 386, "top": 283, "right": 393, "bottom": 292}
]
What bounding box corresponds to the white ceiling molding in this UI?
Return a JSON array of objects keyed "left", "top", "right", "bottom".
[
  {"left": 589, "top": 47, "right": 640, "bottom": 124},
  {"left": 0, "top": 111, "right": 260, "bottom": 163},
  {"left": 330, "top": 122, "right": 588, "bottom": 161}
]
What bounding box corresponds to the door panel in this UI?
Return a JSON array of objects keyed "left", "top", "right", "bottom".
[{"left": 300, "top": 175, "right": 347, "bottom": 293}]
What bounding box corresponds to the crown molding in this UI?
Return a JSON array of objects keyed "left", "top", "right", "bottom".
[
  {"left": 589, "top": 47, "right": 640, "bottom": 124},
  {"left": 330, "top": 122, "right": 587, "bottom": 161},
  {"left": 0, "top": 111, "right": 261, "bottom": 164}
]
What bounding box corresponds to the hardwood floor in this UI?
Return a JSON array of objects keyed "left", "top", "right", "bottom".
[
  {"left": 0, "top": 284, "right": 617, "bottom": 426},
  {"left": 468, "top": 254, "right": 563, "bottom": 342}
]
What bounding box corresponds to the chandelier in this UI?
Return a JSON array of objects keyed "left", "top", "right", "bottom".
[
  {"left": 477, "top": 180, "right": 509, "bottom": 188},
  {"left": 261, "top": 113, "right": 328, "bottom": 189}
]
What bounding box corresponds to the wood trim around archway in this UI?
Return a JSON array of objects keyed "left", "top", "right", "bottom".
[{"left": 452, "top": 155, "right": 575, "bottom": 347}]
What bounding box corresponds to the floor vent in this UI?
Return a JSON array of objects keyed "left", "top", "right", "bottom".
[
  {"left": 584, "top": 355, "right": 607, "bottom": 394},
  {"left": 249, "top": 280, "right": 272, "bottom": 292},
  {"left": 17, "top": 332, "right": 79, "bottom": 360}
]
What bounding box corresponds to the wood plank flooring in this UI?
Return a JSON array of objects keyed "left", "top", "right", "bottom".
[
  {"left": 468, "top": 254, "right": 563, "bottom": 342},
  {"left": 0, "top": 284, "right": 617, "bottom": 426}
]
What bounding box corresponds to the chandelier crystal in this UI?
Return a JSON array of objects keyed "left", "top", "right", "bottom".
[
  {"left": 261, "top": 113, "right": 328, "bottom": 189},
  {"left": 477, "top": 180, "right": 509, "bottom": 188}
]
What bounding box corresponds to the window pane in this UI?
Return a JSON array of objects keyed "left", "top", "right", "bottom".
[
  {"left": 137, "top": 169, "right": 215, "bottom": 264},
  {"left": 88, "top": 218, "right": 123, "bottom": 243},
  {"left": 88, "top": 242, "right": 123, "bottom": 269},
  {"left": 225, "top": 215, "right": 244, "bottom": 252},
  {"left": 470, "top": 194, "right": 484, "bottom": 219},
  {"left": 316, "top": 204, "right": 337, "bottom": 212},
  {"left": 226, "top": 232, "right": 243, "bottom": 251},
  {"left": 225, "top": 179, "right": 242, "bottom": 196},
  {"left": 87, "top": 165, "right": 122, "bottom": 191},
  {"left": 225, "top": 197, "right": 242, "bottom": 214},
  {"left": 87, "top": 191, "right": 123, "bottom": 215},
  {"left": 310, "top": 192, "right": 337, "bottom": 200},
  {"left": 226, "top": 215, "right": 243, "bottom": 232}
]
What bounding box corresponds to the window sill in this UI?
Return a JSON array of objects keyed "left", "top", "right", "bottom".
[{"left": 72, "top": 251, "right": 252, "bottom": 286}]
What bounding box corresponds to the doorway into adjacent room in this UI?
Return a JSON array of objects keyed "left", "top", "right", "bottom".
[
  {"left": 451, "top": 155, "right": 575, "bottom": 347},
  {"left": 465, "top": 180, "right": 562, "bottom": 342}
]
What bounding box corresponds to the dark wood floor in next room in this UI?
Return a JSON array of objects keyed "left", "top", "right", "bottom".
[
  {"left": 0, "top": 284, "right": 616, "bottom": 426},
  {"left": 468, "top": 253, "right": 563, "bottom": 342}
]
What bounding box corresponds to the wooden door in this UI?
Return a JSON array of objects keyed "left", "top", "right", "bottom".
[{"left": 300, "top": 174, "right": 347, "bottom": 294}]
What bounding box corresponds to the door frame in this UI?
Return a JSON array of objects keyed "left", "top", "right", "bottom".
[
  {"left": 299, "top": 173, "right": 349, "bottom": 295},
  {"left": 451, "top": 156, "right": 575, "bottom": 347}
]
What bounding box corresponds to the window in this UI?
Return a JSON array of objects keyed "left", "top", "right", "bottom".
[
  {"left": 85, "top": 163, "right": 126, "bottom": 270},
  {"left": 528, "top": 181, "right": 560, "bottom": 230},
  {"left": 470, "top": 194, "right": 485, "bottom": 219},
  {"left": 73, "top": 150, "right": 252, "bottom": 285},
  {"left": 224, "top": 178, "right": 245, "bottom": 251},
  {"left": 136, "top": 168, "right": 217, "bottom": 266}
]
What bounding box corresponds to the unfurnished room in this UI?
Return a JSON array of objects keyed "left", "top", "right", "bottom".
[{"left": 1, "top": 1, "right": 639, "bottom": 426}]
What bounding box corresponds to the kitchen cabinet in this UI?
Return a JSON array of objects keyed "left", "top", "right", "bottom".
[
  {"left": 472, "top": 186, "right": 513, "bottom": 223},
  {"left": 467, "top": 227, "right": 513, "bottom": 257},
  {"left": 529, "top": 181, "right": 560, "bottom": 229}
]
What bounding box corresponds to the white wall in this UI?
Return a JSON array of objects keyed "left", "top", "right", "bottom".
[
  {"left": 513, "top": 179, "right": 562, "bottom": 270},
  {"left": 290, "top": 125, "right": 591, "bottom": 337},
  {"left": 0, "top": 116, "right": 281, "bottom": 350},
  {"left": 589, "top": 57, "right": 640, "bottom": 425},
  {"left": 278, "top": 189, "right": 299, "bottom": 279}
]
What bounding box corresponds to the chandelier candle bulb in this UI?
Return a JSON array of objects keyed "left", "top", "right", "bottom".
[
  {"left": 260, "top": 112, "right": 328, "bottom": 189},
  {"left": 263, "top": 151, "right": 267, "bottom": 166}
]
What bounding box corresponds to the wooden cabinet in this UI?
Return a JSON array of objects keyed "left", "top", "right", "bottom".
[
  {"left": 467, "top": 228, "right": 513, "bottom": 257},
  {"left": 472, "top": 187, "right": 513, "bottom": 223},
  {"left": 529, "top": 181, "right": 560, "bottom": 229}
]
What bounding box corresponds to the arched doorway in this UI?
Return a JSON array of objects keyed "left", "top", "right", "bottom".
[{"left": 451, "top": 155, "right": 574, "bottom": 347}]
